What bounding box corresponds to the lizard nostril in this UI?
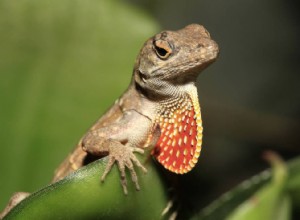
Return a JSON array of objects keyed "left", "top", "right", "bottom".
[{"left": 197, "top": 43, "right": 204, "bottom": 48}]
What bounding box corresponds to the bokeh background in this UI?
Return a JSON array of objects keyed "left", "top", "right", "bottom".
[{"left": 0, "top": 0, "right": 299, "bottom": 216}]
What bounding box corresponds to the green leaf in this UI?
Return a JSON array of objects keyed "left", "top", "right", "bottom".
[
  {"left": 274, "top": 195, "right": 292, "bottom": 220},
  {"left": 195, "top": 154, "right": 300, "bottom": 220},
  {"left": 193, "top": 170, "right": 271, "bottom": 220},
  {"left": 286, "top": 157, "right": 300, "bottom": 214},
  {"left": 4, "top": 154, "right": 169, "bottom": 219},
  {"left": 226, "top": 152, "right": 288, "bottom": 220}
]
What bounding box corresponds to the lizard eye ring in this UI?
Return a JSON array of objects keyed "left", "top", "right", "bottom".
[{"left": 153, "top": 40, "right": 172, "bottom": 60}]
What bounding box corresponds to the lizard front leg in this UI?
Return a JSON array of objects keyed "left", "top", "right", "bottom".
[
  {"left": 52, "top": 102, "right": 124, "bottom": 182},
  {"left": 81, "top": 110, "right": 156, "bottom": 194}
]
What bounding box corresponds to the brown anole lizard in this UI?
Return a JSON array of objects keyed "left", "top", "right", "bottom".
[
  {"left": 1, "top": 24, "right": 219, "bottom": 218},
  {"left": 53, "top": 23, "right": 219, "bottom": 192}
]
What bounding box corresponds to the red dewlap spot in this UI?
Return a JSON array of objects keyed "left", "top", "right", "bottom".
[{"left": 154, "top": 106, "right": 199, "bottom": 174}]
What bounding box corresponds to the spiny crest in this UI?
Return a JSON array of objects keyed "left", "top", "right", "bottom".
[{"left": 153, "top": 95, "right": 202, "bottom": 174}]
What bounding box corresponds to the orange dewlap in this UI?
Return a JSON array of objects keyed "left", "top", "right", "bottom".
[{"left": 153, "top": 96, "right": 203, "bottom": 174}]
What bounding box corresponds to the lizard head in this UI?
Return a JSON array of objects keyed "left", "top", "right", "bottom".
[{"left": 134, "top": 24, "right": 219, "bottom": 98}]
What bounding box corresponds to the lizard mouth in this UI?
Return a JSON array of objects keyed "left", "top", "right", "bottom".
[
  {"left": 138, "top": 69, "right": 149, "bottom": 83},
  {"left": 205, "top": 49, "right": 219, "bottom": 62}
]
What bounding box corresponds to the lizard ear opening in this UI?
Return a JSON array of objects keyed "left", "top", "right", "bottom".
[{"left": 153, "top": 39, "right": 172, "bottom": 60}]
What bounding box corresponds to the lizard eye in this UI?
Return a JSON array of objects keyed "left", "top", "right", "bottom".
[{"left": 153, "top": 40, "right": 172, "bottom": 60}]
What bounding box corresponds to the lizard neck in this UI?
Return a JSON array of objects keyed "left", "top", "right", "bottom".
[{"left": 134, "top": 69, "right": 198, "bottom": 102}]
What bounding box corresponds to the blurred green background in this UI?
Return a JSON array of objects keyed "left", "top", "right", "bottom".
[{"left": 0, "top": 0, "right": 299, "bottom": 217}]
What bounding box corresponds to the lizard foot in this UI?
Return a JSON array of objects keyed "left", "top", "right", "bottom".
[{"left": 101, "top": 143, "right": 147, "bottom": 195}]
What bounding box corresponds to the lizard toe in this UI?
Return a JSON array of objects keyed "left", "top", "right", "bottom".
[
  {"left": 131, "top": 147, "right": 144, "bottom": 154},
  {"left": 101, "top": 156, "right": 115, "bottom": 182},
  {"left": 125, "top": 159, "right": 140, "bottom": 191}
]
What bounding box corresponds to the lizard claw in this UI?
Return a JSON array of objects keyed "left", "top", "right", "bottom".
[{"left": 101, "top": 144, "right": 147, "bottom": 194}]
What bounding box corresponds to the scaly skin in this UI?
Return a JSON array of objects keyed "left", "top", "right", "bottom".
[{"left": 1, "top": 24, "right": 219, "bottom": 218}]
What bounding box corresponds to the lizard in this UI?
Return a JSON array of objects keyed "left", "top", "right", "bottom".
[
  {"left": 52, "top": 23, "right": 219, "bottom": 192},
  {"left": 0, "top": 23, "right": 219, "bottom": 218}
]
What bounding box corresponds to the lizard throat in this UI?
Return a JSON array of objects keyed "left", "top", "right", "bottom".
[{"left": 152, "top": 90, "right": 203, "bottom": 174}]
